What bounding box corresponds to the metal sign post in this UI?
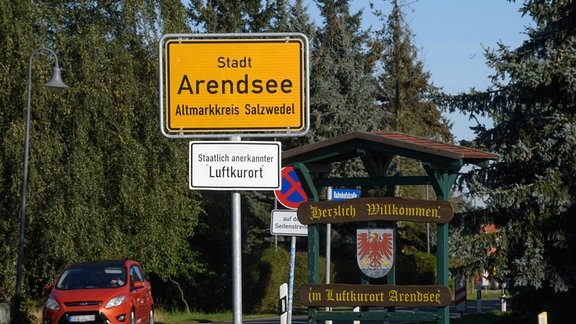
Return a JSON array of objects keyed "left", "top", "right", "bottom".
[
  {"left": 231, "top": 190, "right": 242, "bottom": 323},
  {"left": 230, "top": 136, "right": 242, "bottom": 324},
  {"left": 287, "top": 236, "right": 296, "bottom": 324},
  {"left": 325, "top": 188, "right": 360, "bottom": 324}
]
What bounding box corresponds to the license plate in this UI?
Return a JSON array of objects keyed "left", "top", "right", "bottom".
[{"left": 68, "top": 314, "right": 96, "bottom": 322}]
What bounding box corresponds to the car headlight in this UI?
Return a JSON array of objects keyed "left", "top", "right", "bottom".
[
  {"left": 45, "top": 298, "right": 60, "bottom": 311},
  {"left": 105, "top": 295, "right": 125, "bottom": 309}
]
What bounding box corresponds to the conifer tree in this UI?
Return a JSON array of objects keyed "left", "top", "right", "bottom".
[
  {"left": 188, "top": 0, "right": 275, "bottom": 33},
  {"left": 371, "top": 1, "right": 452, "bottom": 254},
  {"left": 444, "top": 0, "right": 576, "bottom": 320},
  {"left": 373, "top": 1, "right": 451, "bottom": 140},
  {"left": 307, "top": 0, "right": 379, "bottom": 145}
]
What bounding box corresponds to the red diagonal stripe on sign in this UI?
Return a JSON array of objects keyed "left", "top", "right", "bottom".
[{"left": 280, "top": 170, "right": 306, "bottom": 200}]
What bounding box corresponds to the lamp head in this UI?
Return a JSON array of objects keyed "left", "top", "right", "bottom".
[{"left": 44, "top": 65, "right": 69, "bottom": 89}]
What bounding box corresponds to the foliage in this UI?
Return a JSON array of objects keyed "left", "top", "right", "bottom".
[
  {"left": 441, "top": 0, "right": 576, "bottom": 319},
  {"left": 371, "top": 0, "right": 452, "bottom": 141},
  {"left": 0, "top": 0, "right": 203, "bottom": 304},
  {"left": 0, "top": 0, "right": 34, "bottom": 304},
  {"left": 396, "top": 251, "right": 437, "bottom": 285},
  {"left": 509, "top": 286, "right": 576, "bottom": 323},
  {"left": 246, "top": 245, "right": 329, "bottom": 314},
  {"left": 188, "top": 0, "right": 275, "bottom": 33},
  {"left": 304, "top": 0, "right": 380, "bottom": 146},
  {"left": 9, "top": 294, "right": 35, "bottom": 324}
]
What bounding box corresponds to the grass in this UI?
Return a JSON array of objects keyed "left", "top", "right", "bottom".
[
  {"left": 468, "top": 289, "right": 509, "bottom": 300},
  {"left": 467, "top": 285, "right": 508, "bottom": 300},
  {"left": 155, "top": 310, "right": 510, "bottom": 324},
  {"left": 154, "top": 310, "right": 276, "bottom": 323},
  {"left": 154, "top": 310, "right": 232, "bottom": 323}
]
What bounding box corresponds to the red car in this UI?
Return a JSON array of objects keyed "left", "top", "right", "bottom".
[{"left": 42, "top": 260, "right": 154, "bottom": 324}]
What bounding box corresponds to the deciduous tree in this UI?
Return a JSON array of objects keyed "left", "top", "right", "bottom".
[{"left": 0, "top": 1, "right": 203, "bottom": 305}]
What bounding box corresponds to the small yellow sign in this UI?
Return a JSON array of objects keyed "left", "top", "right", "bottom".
[{"left": 164, "top": 38, "right": 307, "bottom": 133}]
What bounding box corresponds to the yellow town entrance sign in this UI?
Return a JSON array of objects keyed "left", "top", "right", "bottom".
[{"left": 159, "top": 34, "right": 309, "bottom": 138}]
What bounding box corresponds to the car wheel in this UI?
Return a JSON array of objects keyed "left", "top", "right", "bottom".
[
  {"left": 148, "top": 308, "right": 154, "bottom": 324},
  {"left": 129, "top": 310, "right": 135, "bottom": 324}
]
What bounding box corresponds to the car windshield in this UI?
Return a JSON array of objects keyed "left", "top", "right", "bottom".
[{"left": 56, "top": 265, "right": 126, "bottom": 290}]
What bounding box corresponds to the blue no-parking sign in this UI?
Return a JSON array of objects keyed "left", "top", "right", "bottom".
[{"left": 274, "top": 167, "right": 308, "bottom": 209}]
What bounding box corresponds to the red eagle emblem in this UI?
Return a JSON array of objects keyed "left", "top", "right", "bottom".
[{"left": 357, "top": 229, "right": 394, "bottom": 278}]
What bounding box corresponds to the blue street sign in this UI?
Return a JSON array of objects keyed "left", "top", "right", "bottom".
[{"left": 331, "top": 188, "right": 360, "bottom": 200}]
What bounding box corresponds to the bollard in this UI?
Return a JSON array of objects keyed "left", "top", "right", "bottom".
[
  {"left": 353, "top": 306, "right": 360, "bottom": 324},
  {"left": 0, "top": 303, "right": 9, "bottom": 324},
  {"left": 476, "top": 282, "right": 482, "bottom": 312},
  {"left": 538, "top": 311, "right": 548, "bottom": 324},
  {"left": 454, "top": 272, "right": 466, "bottom": 313},
  {"left": 279, "top": 283, "right": 288, "bottom": 324},
  {"left": 500, "top": 293, "right": 507, "bottom": 312}
]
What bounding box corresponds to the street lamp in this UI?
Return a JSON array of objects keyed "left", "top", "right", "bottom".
[{"left": 15, "top": 47, "right": 69, "bottom": 298}]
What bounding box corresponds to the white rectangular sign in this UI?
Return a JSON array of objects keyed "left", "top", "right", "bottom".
[
  {"left": 270, "top": 209, "right": 308, "bottom": 236},
  {"left": 190, "top": 141, "right": 281, "bottom": 190}
]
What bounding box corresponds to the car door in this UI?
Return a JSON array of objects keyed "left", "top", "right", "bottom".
[{"left": 129, "top": 264, "right": 149, "bottom": 321}]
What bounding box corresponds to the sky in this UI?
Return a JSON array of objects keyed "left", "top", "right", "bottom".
[
  {"left": 182, "top": 0, "right": 532, "bottom": 141},
  {"left": 318, "top": 0, "right": 533, "bottom": 141}
]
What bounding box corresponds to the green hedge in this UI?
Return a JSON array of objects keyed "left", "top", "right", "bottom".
[
  {"left": 396, "top": 251, "right": 437, "bottom": 285},
  {"left": 245, "top": 246, "right": 330, "bottom": 314}
]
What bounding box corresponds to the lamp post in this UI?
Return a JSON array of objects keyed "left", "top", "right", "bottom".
[{"left": 15, "top": 47, "right": 68, "bottom": 298}]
